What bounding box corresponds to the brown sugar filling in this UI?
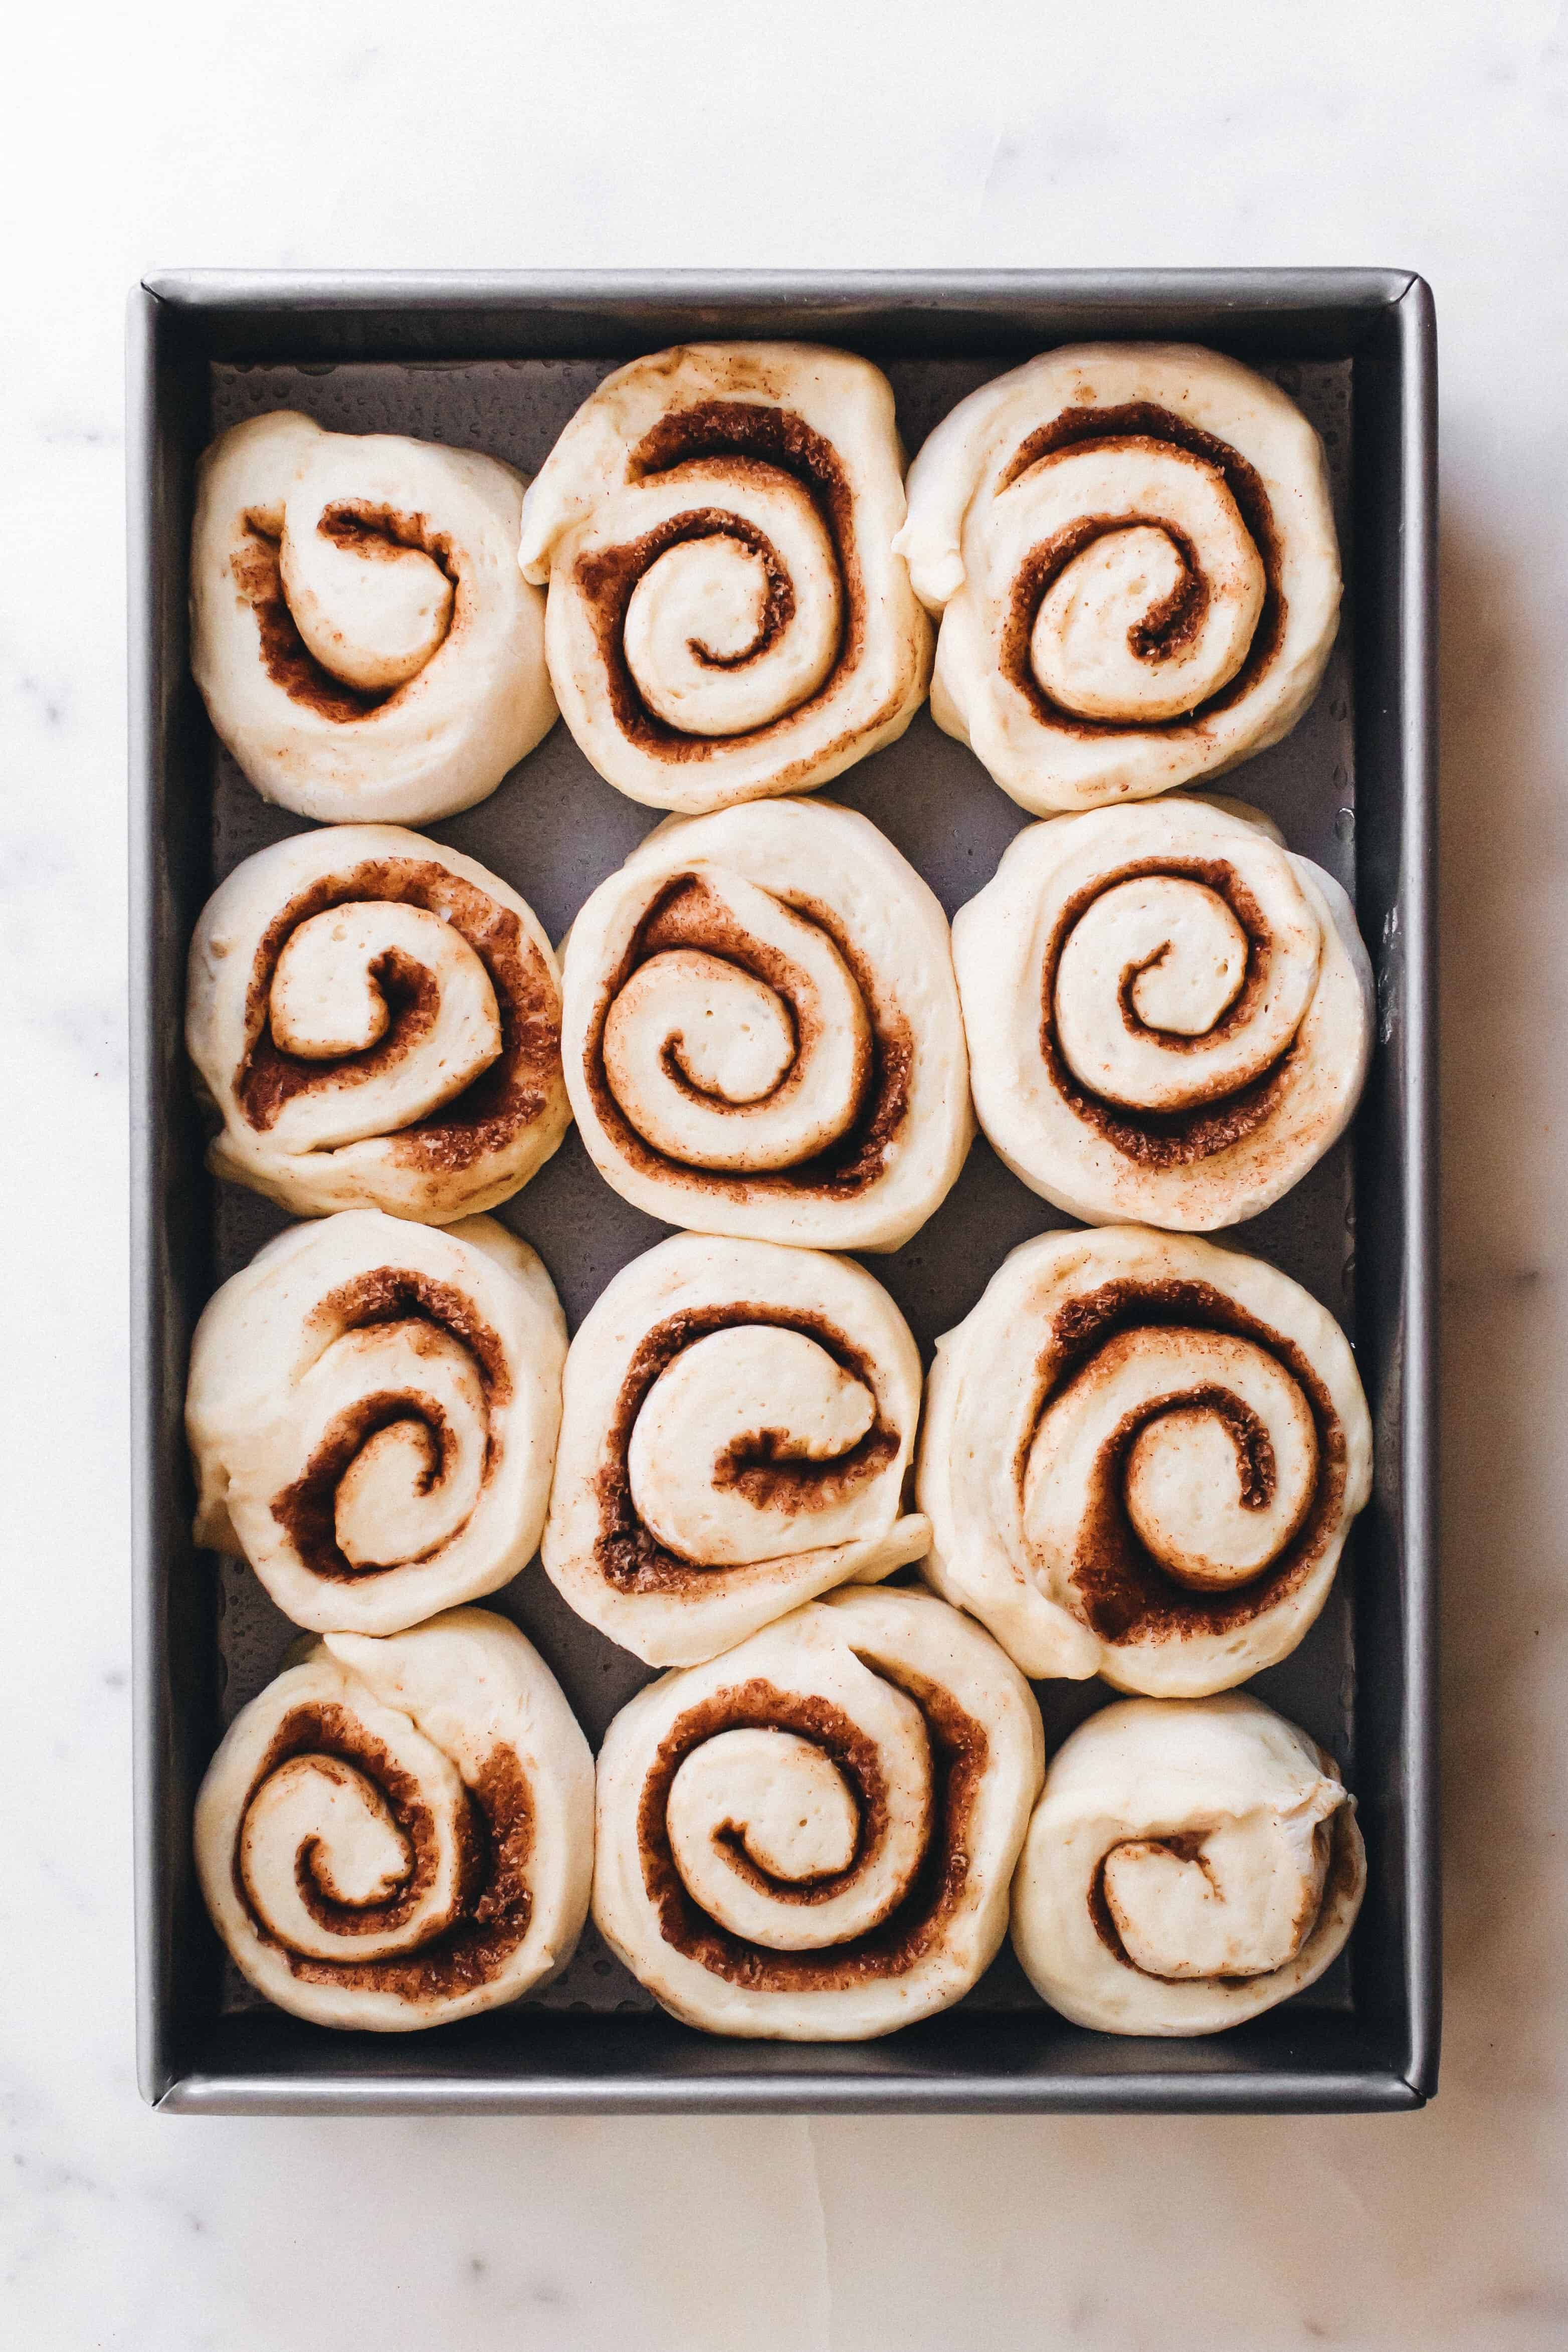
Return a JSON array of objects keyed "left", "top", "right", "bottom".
[
  {"left": 585, "top": 873, "right": 908, "bottom": 1202},
  {"left": 235, "top": 856, "right": 560, "bottom": 1172},
  {"left": 1022, "top": 1276, "right": 1348, "bottom": 1647},
  {"left": 231, "top": 502, "right": 458, "bottom": 721},
  {"left": 584, "top": 505, "right": 796, "bottom": 678},
  {"left": 1087, "top": 1809, "right": 1350, "bottom": 1982},
  {"left": 1003, "top": 509, "right": 1212, "bottom": 728},
  {"left": 573, "top": 401, "right": 863, "bottom": 757},
  {"left": 594, "top": 1304, "right": 899, "bottom": 1594},
  {"left": 236, "top": 1703, "right": 535, "bottom": 1999},
  {"left": 269, "top": 1272, "right": 511, "bottom": 1580},
  {"left": 637, "top": 1665, "right": 989, "bottom": 1988},
  {"left": 243, "top": 946, "right": 442, "bottom": 1131},
  {"left": 270, "top": 1385, "right": 452, "bottom": 1583},
  {"left": 996, "top": 406, "right": 1285, "bottom": 738},
  {"left": 305, "top": 1269, "right": 512, "bottom": 1398},
  {"left": 1039, "top": 855, "right": 1297, "bottom": 1167}
]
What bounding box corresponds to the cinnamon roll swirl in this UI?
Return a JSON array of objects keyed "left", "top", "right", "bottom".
[
  {"left": 953, "top": 795, "right": 1373, "bottom": 1229},
  {"left": 593, "top": 1586, "right": 1044, "bottom": 2038},
  {"left": 186, "top": 825, "right": 569, "bottom": 1223},
  {"left": 1010, "top": 1693, "right": 1365, "bottom": 2035},
  {"left": 918, "top": 1226, "right": 1372, "bottom": 1695},
  {"left": 192, "top": 412, "right": 556, "bottom": 822},
  {"left": 518, "top": 344, "right": 932, "bottom": 812},
  {"left": 894, "top": 345, "right": 1340, "bottom": 814},
  {"left": 560, "top": 797, "right": 970, "bottom": 1251},
  {"left": 187, "top": 1212, "right": 566, "bottom": 1635},
  {"left": 541, "top": 1233, "right": 930, "bottom": 1666},
  {"left": 194, "top": 1608, "right": 594, "bottom": 2031}
]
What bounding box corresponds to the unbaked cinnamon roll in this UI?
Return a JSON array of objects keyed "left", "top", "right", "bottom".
[
  {"left": 518, "top": 344, "right": 932, "bottom": 812},
  {"left": 593, "top": 1586, "right": 1044, "bottom": 2038},
  {"left": 559, "top": 796, "right": 970, "bottom": 1251},
  {"left": 1010, "top": 1692, "right": 1365, "bottom": 2034},
  {"left": 542, "top": 1232, "right": 929, "bottom": 1666},
  {"left": 192, "top": 412, "right": 556, "bottom": 823},
  {"left": 187, "top": 1212, "right": 565, "bottom": 1635},
  {"left": 194, "top": 1608, "right": 593, "bottom": 2031},
  {"left": 186, "top": 824, "right": 569, "bottom": 1222},
  {"left": 953, "top": 795, "right": 1373, "bottom": 1229},
  {"left": 894, "top": 345, "right": 1340, "bottom": 814},
  {"left": 918, "top": 1226, "right": 1371, "bottom": 1695}
]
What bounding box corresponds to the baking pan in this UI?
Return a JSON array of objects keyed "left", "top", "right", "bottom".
[{"left": 129, "top": 270, "right": 1437, "bottom": 2114}]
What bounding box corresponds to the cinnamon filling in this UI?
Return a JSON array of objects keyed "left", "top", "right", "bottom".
[
  {"left": 574, "top": 401, "right": 863, "bottom": 756},
  {"left": 270, "top": 1390, "right": 453, "bottom": 1583},
  {"left": 1024, "top": 1277, "right": 1347, "bottom": 1646},
  {"left": 236, "top": 1704, "right": 535, "bottom": 1998},
  {"left": 594, "top": 1305, "right": 898, "bottom": 1594},
  {"left": 268, "top": 1272, "right": 510, "bottom": 1578},
  {"left": 235, "top": 856, "right": 560, "bottom": 1172},
  {"left": 243, "top": 947, "right": 441, "bottom": 1131},
  {"left": 1087, "top": 1809, "right": 1350, "bottom": 1983},
  {"left": 638, "top": 1666, "right": 988, "bottom": 1988},
  {"left": 711, "top": 1423, "right": 898, "bottom": 1514},
  {"left": 230, "top": 503, "right": 458, "bottom": 720},
  {"left": 997, "top": 405, "right": 1285, "bottom": 736},
  {"left": 305, "top": 1269, "right": 512, "bottom": 1399},
  {"left": 584, "top": 873, "right": 907, "bottom": 1201},
  {"left": 1002, "top": 508, "right": 1211, "bottom": 728},
  {"left": 1040, "top": 857, "right": 1295, "bottom": 1167}
]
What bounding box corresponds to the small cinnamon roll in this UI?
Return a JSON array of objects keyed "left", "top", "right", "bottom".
[
  {"left": 541, "top": 1232, "right": 930, "bottom": 1666},
  {"left": 559, "top": 796, "right": 971, "bottom": 1252},
  {"left": 1010, "top": 1693, "right": 1365, "bottom": 2035},
  {"left": 192, "top": 412, "right": 556, "bottom": 822},
  {"left": 952, "top": 795, "right": 1373, "bottom": 1229},
  {"left": 518, "top": 344, "right": 931, "bottom": 812},
  {"left": 187, "top": 1212, "right": 565, "bottom": 1636},
  {"left": 194, "top": 1608, "right": 594, "bottom": 2031},
  {"left": 592, "top": 1587, "right": 1044, "bottom": 2038},
  {"left": 895, "top": 344, "right": 1340, "bottom": 814},
  {"left": 186, "top": 824, "right": 568, "bottom": 1223},
  {"left": 918, "top": 1225, "right": 1372, "bottom": 1695}
]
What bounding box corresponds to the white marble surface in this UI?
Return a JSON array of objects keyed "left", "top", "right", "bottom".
[{"left": 3, "top": 0, "right": 1565, "bottom": 2342}]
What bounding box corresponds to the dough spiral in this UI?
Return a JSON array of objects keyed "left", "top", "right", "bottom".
[
  {"left": 191, "top": 412, "right": 556, "bottom": 823},
  {"left": 952, "top": 795, "right": 1373, "bottom": 1229},
  {"left": 187, "top": 1212, "right": 566, "bottom": 1635},
  {"left": 918, "top": 1226, "right": 1371, "bottom": 1695},
  {"left": 894, "top": 344, "right": 1340, "bottom": 813},
  {"left": 186, "top": 824, "right": 569, "bottom": 1223},
  {"left": 560, "top": 797, "right": 971, "bottom": 1251},
  {"left": 194, "top": 1608, "right": 593, "bottom": 2032},
  {"left": 593, "top": 1586, "right": 1044, "bottom": 2038},
  {"left": 542, "top": 1233, "right": 930, "bottom": 1665},
  {"left": 1011, "top": 1693, "right": 1365, "bottom": 2035},
  {"left": 518, "top": 344, "right": 931, "bottom": 812}
]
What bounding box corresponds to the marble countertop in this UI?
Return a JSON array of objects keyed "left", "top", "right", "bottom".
[{"left": 4, "top": 0, "right": 1564, "bottom": 2343}]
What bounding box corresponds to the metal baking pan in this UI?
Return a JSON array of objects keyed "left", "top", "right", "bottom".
[{"left": 129, "top": 269, "right": 1437, "bottom": 2114}]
